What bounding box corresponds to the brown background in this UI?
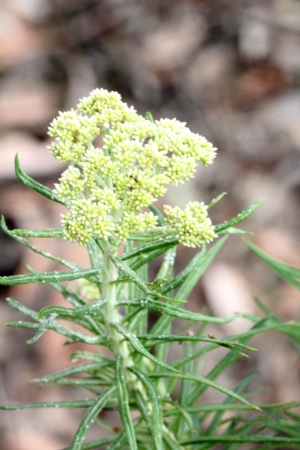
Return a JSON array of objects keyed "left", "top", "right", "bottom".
[{"left": 0, "top": 1, "right": 300, "bottom": 448}]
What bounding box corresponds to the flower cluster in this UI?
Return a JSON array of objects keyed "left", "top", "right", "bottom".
[
  {"left": 164, "top": 202, "right": 217, "bottom": 247},
  {"left": 48, "top": 88, "right": 217, "bottom": 247}
]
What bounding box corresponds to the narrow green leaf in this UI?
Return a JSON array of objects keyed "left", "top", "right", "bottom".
[
  {"left": 37, "top": 300, "right": 106, "bottom": 320},
  {"left": 207, "top": 192, "right": 227, "bottom": 208},
  {"left": 6, "top": 321, "right": 39, "bottom": 329},
  {"left": 162, "top": 401, "right": 300, "bottom": 416},
  {"left": 6, "top": 297, "right": 38, "bottom": 319},
  {"left": 0, "top": 268, "right": 102, "bottom": 286},
  {"left": 160, "top": 245, "right": 206, "bottom": 296},
  {"left": 134, "top": 391, "right": 155, "bottom": 442},
  {"left": 114, "top": 323, "right": 181, "bottom": 374},
  {"left": 206, "top": 372, "right": 259, "bottom": 436},
  {"left": 137, "top": 334, "right": 255, "bottom": 352},
  {"left": 107, "top": 434, "right": 127, "bottom": 450},
  {"left": 121, "top": 237, "right": 177, "bottom": 261},
  {"left": 219, "top": 227, "right": 252, "bottom": 235},
  {"left": 10, "top": 227, "right": 64, "bottom": 238},
  {"left": 31, "top": 319, "right": 107, "bottom": 345},
  {"left": 47, "top": 282, "right": 104, "bottom": 335},
  {"left": 149, "top": 373, "right": 259, "bottom": 410},
  {"left": 71, "top": 387, "right": 116, "bottom": 450},
  {"left": 26, "top": 318, "right": 52, "bottom": 344},
  {"left": 149, "top": 204, "right": 166, "bottom": 226},
  {"left": 245, "top": 239, "right": 300, "bottom": 289},
  {"left": 31, "top": 361, "right": 114, "bottom": 384},
  {"left": 181, "top": 436, "right": 300, "bottom": 446},
  {"left": 110, "top": 255, "right": 150, "bottom": 294},
  {"left": 15, "top": 154, "right": 66, "bottom": 204},
  {"left": 176, "top": 236, "right": 227, "bottom": 300},
  {"left": 0, "top": 399, "right": 94, "bottom": 410},
  {"left": 87, "top": 240, "right": 103, "bottom": 268},
  {"left": 1, "top": 217, "right": 81, "bottom": 272},
  {"left": 69, "top": 351, "right": 107, "bottom": 363},
  {"left": 129, "top": 367, "right": 163, "bottom": 449},
  {"left": 173, "top": 342, "right": 195, "bottom": 437},
  {"left": 62, "top": 434, "right": 119, "bottom": 450},
  {"left": 214, "top": 199, "right": 264, "bottom": 234},
  {"left": 162, "top": 431, "right": 184, "bottom": 450},
  {"left": 116, "top": 356, "right": 137, "bottom": 450},
  {"left": 120, "top": 298, "right": 240, "bottom": 324},
  {"left": 127, "top": 231, "right": 168, "bottom": 242}
]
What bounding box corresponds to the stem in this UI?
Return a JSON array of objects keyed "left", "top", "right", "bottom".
[
  {"left": 99, "top": 240, "right": 138, "bottom": 386},
  {"left": 101, "top": 240, "right": 126, "bottom": 356}
]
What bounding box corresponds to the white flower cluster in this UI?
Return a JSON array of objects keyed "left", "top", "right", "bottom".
[{"left": 48, "top": 88, "right": 217, "bottom": 246}]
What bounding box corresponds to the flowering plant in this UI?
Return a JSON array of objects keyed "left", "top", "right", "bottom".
[{"left": 1, "top": 89, "right": 299, "bottom": 449}]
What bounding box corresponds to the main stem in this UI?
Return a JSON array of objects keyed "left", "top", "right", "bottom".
[{"left": 101, "top": 240, "right": 127, "bottom": 356}]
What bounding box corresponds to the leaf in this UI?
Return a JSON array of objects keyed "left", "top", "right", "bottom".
[
  {"left": 26, "top": 318, "right": 107, "bottom": 346},
  {"left": 10, "top": 227, "right": 64, "bottom": 238},
  {"left": 180, "top": 436, "right": 300, "bottom": 446},
  {"left": 6, "top": 321, "right": 39, "bottom": 330},
  {"left": 1, "top": 217, "right": 82, "bottom": 272},
  {"left": 219, "top": 227, "right": 252, "bottom": 235},
  {"left": 26, "top": 318, "right": 52, "bottom": 344},
  {"left": 112, "top": 255, "right": 177, "bottom": 302},
  {"left": 69, "top": 351, "right": 106, "bottom": 363},
  {"left": 120, "top": 298, "right": 239, "bottom": 324},
  {"left": 160, "top": 245, "right": 207, "bottom": 295},
  {"left": 116, "top": 356, "right": 137, "bottom": 450},
  {"left": 176, "top": 236, "right": 227, "bottom": 300},
  {"left": 215, "top": 199, "right": 264, "bottom": 234},
  {"left": 244, "top": 239, "right": 300, "bottom": 289},
  {"left": 0, "top": 268, "right": 102, "bottom": 286},
  {"left": 31, "top": 361, "right": 114, "bottom": 384},
  {"left": 149, "top": 373, "right": 260, "bottom": 411},
  {"left": 37, "top": 300, "right": 107, "bottom": 320},
  {"left": 121, "top": 237, "right": 177, "bottom": 262},
  {"left": 61, "top": 435, "right": 119, "bottom": 450},
  {"left": 0, "top": 399, "right": 94, "bottom": 410},
  {"left": 71, "top": 386, "right": 116, "bottom": 450},
  {"left": 137, "top": 334, "right": 255, "bottom": 353},
  {"left": 149, "top": 204, "right": 166, "bottom": 226},
  {"left": 15, "top": 154, "right": 66, "bottom": 205},
  {"left": 207, "top": 192, "right": 227, "bottom": 209},
  {"left": 114, "top": 323, "right": 181, "bottom": 374},
  {"left": 129, "top": 367, "right": 163, "bottom": 449},
  {"left": 6, "top": 297, "right": 38, "bottom": 319}
]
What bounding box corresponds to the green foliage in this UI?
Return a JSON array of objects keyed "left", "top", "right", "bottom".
[{"left": 0, "top": 97, "right": 299, "bottom": 449}]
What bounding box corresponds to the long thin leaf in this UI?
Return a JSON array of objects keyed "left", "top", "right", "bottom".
[
  {"left": 62, "top": 434, "right": 119, "bottom": 450},
  {"left": 71, "top": 386, "right": 116, "bottom": 450},
  {"left": 15, "top": 154, "right": 66, "bottom": 204},
  {"left": 181, "top": 436, "right": 300, "bottom": 446},
  {"left": 129, "top": 367, "right": 163, "bottom": 449},
  {"left": 31, "top": 361, "right": 114, "bottom": 384},
  {"left": 6, "top": 297, "right": 38, "bottom": 319},
  {"left": 9, "top": 226, "right": 63, "bottom": 238},
  {"left": 116, "top": 356, "right": 137, "bottom": 450},
  {"left": 119, "top": 298, "right": 240, "bottom": 324},
  {"left": 37, "top": 300, "right": 107, "bottom": 320},
  {"left": 149, "top": 373, "right": 260, "bottom": 410},
  {"left": 121, "top": 237, "right": 177, "bottom": 261},
  {"left": 214, "top": 199, "right": 264, "bottom": 234},
  {"left": 0, "top": 399, "right": 94, "bottom": 410},
  {"left": 0, "top": 268, "right": 101, "bottom": 286},
  {"left": 176, "top": 236, "right": 227, "bottom": 300},
  {"left": 114, "top": 323, "right": 181, "bottom": 374},
  {"left": 245, "top": 239, "right": 300, "bottom": 289},
  {"left": 1, "top": 216, "right": 81, "bottom": 272}
]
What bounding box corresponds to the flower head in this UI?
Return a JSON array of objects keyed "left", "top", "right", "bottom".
[{"left": 48, "top": 88, "right": 217, "bottom": 247}]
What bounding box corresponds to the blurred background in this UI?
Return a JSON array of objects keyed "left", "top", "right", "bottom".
[{"left": 1, "top": 0, "right": 300, "bottom": 448}]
